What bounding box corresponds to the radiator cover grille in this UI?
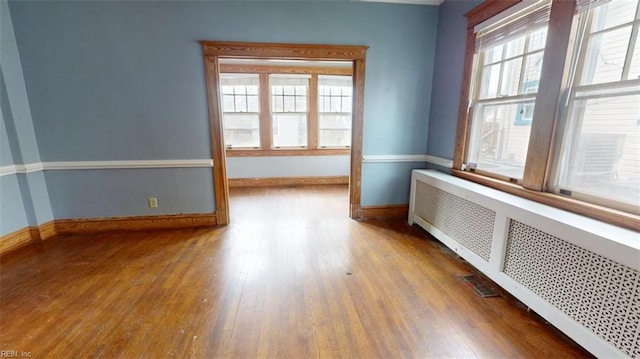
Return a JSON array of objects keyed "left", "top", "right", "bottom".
[
  {"left": 504, "top": 220, "right": 640, "bottom": 358},
  {"left": 414, "top": 182, "right": 495, "bottom": 261}
]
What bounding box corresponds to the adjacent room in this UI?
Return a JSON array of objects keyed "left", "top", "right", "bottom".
[{"left": 1, "top": 0, "right": 638, "bottom": 358}]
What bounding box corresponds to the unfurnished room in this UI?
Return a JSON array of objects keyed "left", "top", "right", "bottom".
[{"left": 0, "top": 0, "right": 638, "bottom": 357}]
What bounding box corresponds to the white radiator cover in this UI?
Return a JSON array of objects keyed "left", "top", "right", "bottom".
[{"left": 409, "top": 170, "right": 639, "bottom": 359}]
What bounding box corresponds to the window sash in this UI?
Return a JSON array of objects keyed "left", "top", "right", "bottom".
[
  {"left": 467, "top": 15, "right": 549, "bottom": 180},
  {"left": 575, "top": 0, "right": 612, "bottom": 14},
  {"left": 475, "top": 1, "right": 552, "bottom": 52},
  {"left": 455, "top": 0, "right": 640, "bottom": 229},
  {"left": 271, "top": 113, "right": 308, "bottom": 148},
  {"left": 549, "top": 0, "right": 640, "bottom": 214}
]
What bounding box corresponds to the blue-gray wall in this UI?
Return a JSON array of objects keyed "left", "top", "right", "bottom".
[
  {"left": 426, "top": 0, "right": 481, "bottom": 161},
  {"left": 7, "top": 0, "right": 439, "bottom": 215},
  {"left": 1, "top": 0, "right": 53, "bottom": 236}
]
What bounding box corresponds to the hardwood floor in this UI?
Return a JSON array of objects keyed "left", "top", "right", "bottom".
[{"left": 0, "top": 185, "right": 591, "bottom": 358}]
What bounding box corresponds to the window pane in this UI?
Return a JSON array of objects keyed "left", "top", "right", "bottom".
[
  {"left": 628, "top": 32, "right": 640, "bottom": 80},
  {"left": 557, "top": 95, "right": 640, "bottom": 206},
  {"left": 233, "top": 85, "right": 246, "bottom": 95},
  {"left": 272, "top": 114, "right": 308, "bottom": 147},
  {"left": 295, "top": 96, "right": 307, "bottom": 112},
  {"left": 247, "top": 95, "right": 259, "bottom": 113},
  {"left": 223, "top": 95, "right": 235, "bottom": 112},
  {"left": 246, "top": 85, "right": 258, "bottom": 95},
  {"left": 527, "top": 28, "right": 547, "bottom": 52},
  {"left": 235, "top": 95, "right": 247, "bottom": 112},
  {"left": 273, "top": 96, "right": 283, "bottom": 112},
  {"left": 484, "top": 44, "right": 504, "bottom": 65},
  {"left": 283, "top": 86, "right": 294, "bottom": 95},
  {"left": 505, "top": 37, "right": 526, "bottom": 58},
  {"left": 467, "top": 102, "right": 532, "bottom": 179},
  {"left": 222, "top": 86, "right": 234, "bottom": 95},
  {"left": 582, "top": 26, "right": 632, "bottom": 85},
  {"left": 591, "top": 0, "right": 637, "bottom": 32},
  {"left": 330, "top": 97, "right": 342, "bottom": 113},
  {"left": 341, "top": 96, "right": 352, "bottom": 113},
  {"left": 319, "top": 115, "right": 351, "bottom": 147},
  {"left": 319, "top": 130, "right": 351, "bottom": 147},
  {"left": 500, "top": 58, "right": 523, "bottom": 96},
  {"left": 223, "top": 114, "right": 260, "bottom": 148},
  {"left": 283, "top": 96, "right": 295, "bottom": 112},
  {"left": 319, "top": 114, "right": 351, "bottom": 130},
  {"left": 480, "top": 63, "right": 501, "bottom": 99},
  {"left": 522, "top": 52, "right": 544, "bottom": 89}
]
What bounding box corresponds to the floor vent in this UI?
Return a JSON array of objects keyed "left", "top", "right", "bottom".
[{"left": 462, "top": 275, "right": 499, "bottom": 298}]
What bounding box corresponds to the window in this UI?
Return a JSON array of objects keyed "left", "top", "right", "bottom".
[
  {"left": 554, "top": 0, "right": 640, "bottom": 213},
  {"left": 220, "top": 74, "right": 260, "bottom": 148},
  {"left": 219, "top": 63, "right": 353, "bottom": 155},
  {"left": 466, "top": 1, "right": 551, "bottom": 180},
  {"left": 270, "top": 75, "right": 309, "bottom": 148},
  {"left": 456, "top": 0, "right": 640, "bottom": 229},
  {"left": 318, "top": 75, "right": 352, "bottom": 148}
]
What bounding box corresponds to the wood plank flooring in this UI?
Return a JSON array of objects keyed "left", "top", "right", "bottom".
[{"left": 0, "top": 185, "right": 592, "bottom": 358}]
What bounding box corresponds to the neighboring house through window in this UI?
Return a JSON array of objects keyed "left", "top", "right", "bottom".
[{"left": 455, "top": 0, "right": 639, "bottom": 227}]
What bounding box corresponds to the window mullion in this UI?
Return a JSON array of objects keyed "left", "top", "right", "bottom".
[
  {"left": 622, "top": 20, "right": 640, "bottom": 80},
  {"left": 496, "top": 45, "right": 507, "bottom": 96},
  {"left": 259, "top": 73, "right": 271, "bottom": 150},
  {"left": 460, "top": 49, "right": 484, "bottom": 169},
  {"left": 308, "top": 74, "right": 319, "bottom": 149},
  {"left": 549, "top": 11, "right": 595, "bottom": 190},
  {"left": 570, "top": 12, "right": 595, "bottom": 92},
  {"left": 522, "top": 0, "right": 576, "bottom": 191},
  {"left": 517, "top": 36, "right": 530, "bottom": 95}
]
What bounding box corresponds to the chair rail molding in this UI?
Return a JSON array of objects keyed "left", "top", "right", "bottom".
[
  {"left": 0, "top": 159, "right": 214, "bottom": 177},
  {"left": 362, "top": 154, "right": 453, "bottom": 167}
]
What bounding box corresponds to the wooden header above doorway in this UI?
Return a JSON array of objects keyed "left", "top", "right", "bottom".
[{"left": 200, "top": 41, "right": 369, "bottom": 60}]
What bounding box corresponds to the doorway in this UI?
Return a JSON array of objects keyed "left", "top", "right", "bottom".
[{"left": 201, "top": 41, "right": 367, "bottom": 224}]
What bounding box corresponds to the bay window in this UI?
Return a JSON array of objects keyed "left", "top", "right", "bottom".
[{"left": 219, "top": 64, "right": 353, "bottom": 156}]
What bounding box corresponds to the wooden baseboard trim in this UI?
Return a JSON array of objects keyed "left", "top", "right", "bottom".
[
  {"left": 0, "top": 227, "right": 35, "bottom": 256},
  {"left": 1, "top": 214, "right": 217, "bottom": 256},
  {"left": 39, "top": 221, "right": 57, "bottom": 240},
  {"left": 359, "top": 204, "right": 409, "bottom": 220},
  {"left": 228, "top": 176, "right": 349, "bottom": 188},
  {"left": 54, "top": 213, "right": 218, "bottom": 234}
]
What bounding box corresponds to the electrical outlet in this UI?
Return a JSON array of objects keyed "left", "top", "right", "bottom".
[{"left": 148, "top": 197, "right": 158, "bottom": 208}]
